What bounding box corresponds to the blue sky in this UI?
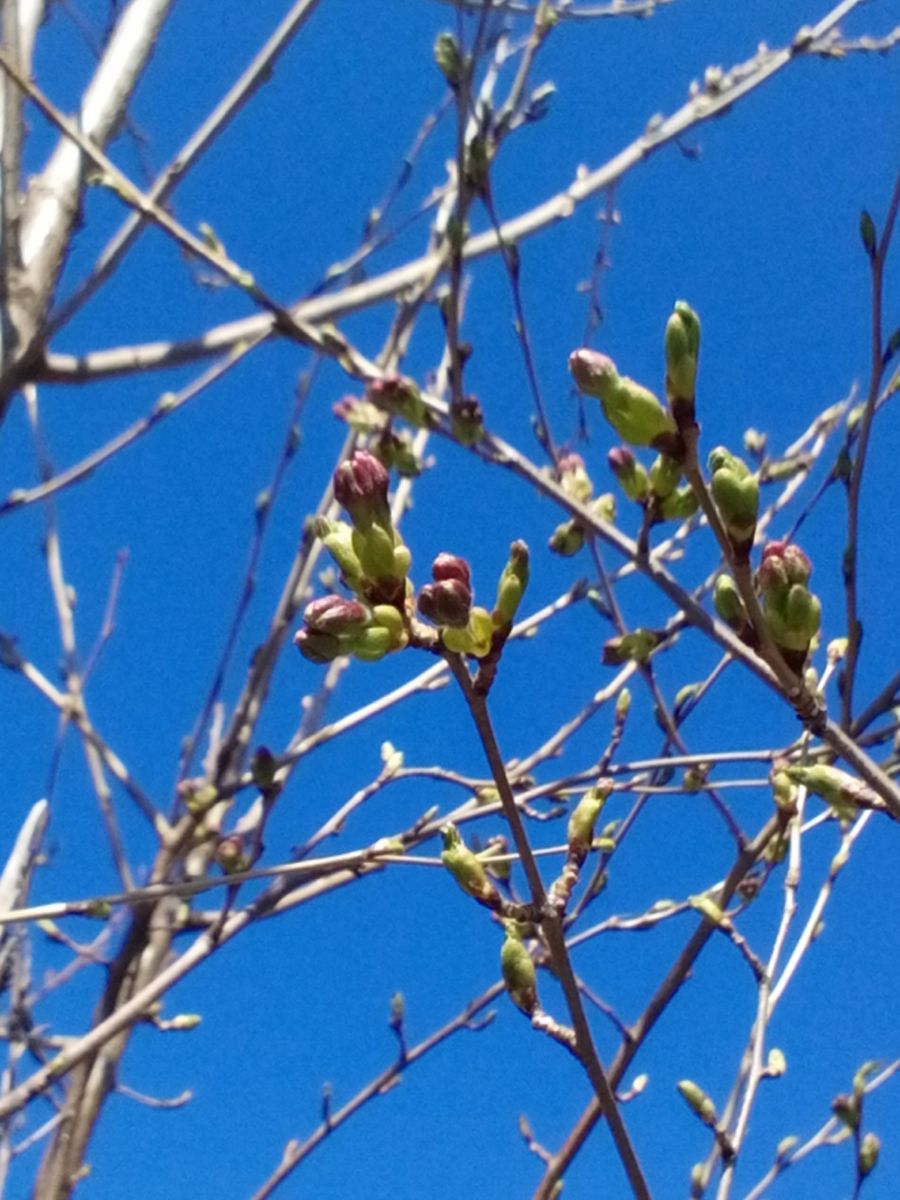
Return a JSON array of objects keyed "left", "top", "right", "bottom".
[{"left": 1, "top": 1, "right": 899, "bottom": 1197}]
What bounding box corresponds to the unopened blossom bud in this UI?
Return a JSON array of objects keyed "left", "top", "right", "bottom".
[
  {"left": 677, "top": 1080, "right": 717, "bottom": 1126},
  {"left": 432, "top": 553, "right": 471, "bottom": 589},
  {"left": 295, "top": 627, "right": 343, "bottom": 663},
  {"left": 216, "top": 834, "right": 250, "bottom": 874},
  {"left": 608, "top": 446, "right": 649, "bottom": 503},
  {"left": 500, "top": 924, "right": 538, "bottom": 1015},
  {"left": 374, "top": 430, "right": 422, "bottom": 478},
  {"left": 332, "top": 394, "right": 383, "bottom": 433},
  {"left": 569, "top": 350, "right": 678, "bottom": 449},
  {"left": 649, "top": 453, "right": 682, "bottom": 500},
  {"left": 366, "top": 375, "right": 428, "bottom": 427},
  {"left": 713, "top": 574, "right": 746, "bottom": 631},
  {"left": 434, "top": 31, "right": 463, "bottom": 89},
  {"left": 784, "top": 763, "right": 861, "bottom": 820},
  {"left": 417, "top": 579, "right": 472, "bottom": 628},
  {"left": 450, "top": 396, "right": 484, "bottom": 446},
  {"left": 440, "top": 823, "right": 501, "bottom": 910},
  {"left": 859, "top": 1132, "right": 880, "bottom": 1177},
  {"left": 493, "top": 541, "right": 530, "bottom": 628},
  {"left": 304, "top": 595, "right": 369, "bottom": 636},
  {"left": 316, "top": 518, "right": 363, "bottom": 589},
  {"left": 665, "top": 300, "right": 701, "bottom": 412},
  {"left": 567, "top": 781, "right": 612, "bottom": 862},
  {"left": 549, "top": 519, "right": 585, "bottom": 557},
  {"left": 660, "top": 484, "right": 698, "bottom": 521},
  {"left": 759, "top": 540, "right": 812, "bottom": 596},
  {"left": 709, "top": 449, "right": 758, "bottom": 555},
  {"left": 558, "top": 453, "right": 592, "bottom": 504},
  {"left": 602, "top": 628, "right": 661, "bottom": 665},
  {"left": 591, "top": 493, "right": 616, "bottom": 524},
  {"left": 348, "top": 624, "right": 393, "bottom": 662},
  {"left": 333, "top": 451, "right": 391, "bottom": 531},
  {"left": 832, "top": 1092, "right": 860, "bottom": 1131}
]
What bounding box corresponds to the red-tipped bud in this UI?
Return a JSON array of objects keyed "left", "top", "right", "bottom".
[
  {"left": 294, "top": 627, "right": 343, "bottom": 663},
  {"left": 608, "top": 445, "right": 649, "bottom": 502},
  {"left": 418, "top": 579, "right": 472, "bottom": 628},
  {"left": 432, "top": 553, "right": 472, "bottom": 590},
  {"left": 366, "top": 375, "right": 427, "bottom": 427},
  {"left": 303, "top": 595, "right": 369, "bottom": 636},
  {"left": 333, "top": 451, "right": 391, "bottom": 530}
]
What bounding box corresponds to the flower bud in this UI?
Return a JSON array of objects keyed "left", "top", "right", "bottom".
[
  {"left": 492, "top": 540, "right": 529, "bottom": 628},
  {"left": 602, "top": 628, "right": 661, "bottom": 665},
  {"left": 333, "top": 394, "right": 384, "bottom": 433},
  {"left": 304, "top": 595, "right": 370, "bottom": 636},
  {"left": 367, "top": 375, "right": 428, "bottom": 427},
  {"left": 665, "top": 300, "right": 701, "bottom": 409},
  {"left": 432, "top": 553, "right": 471, "bottom": 589},
  {"left": 569, "top": 350, "right": 678, "bottom": 449},
  {"left": 832, "top": 1092, "right": 860, "bottom": 1131},
  {"left": 859, "top": 1132, "right": 880, "bottom": 1177},
  {"left": 500, "top": 924, "right": 538, "bottom": 1015},
  {"left": 713, "top": 574, "right": 746, "bottom": 631},
  {"left": 591, "top": 493, "right": 616, "bottom": 524},
  {"left": 216, "top": 833, "right": 250, "bottom": 874},
  {"left": 441, "top": 606, "right": 494, "bottom": 658},
  {"left": 295, "top": 627, "right": 344, "bottom": 663},
  {"left": 709, "top": 454, "right": 758, "bottom": 555},
  {"left": 440, "top": 823, "right": 501, "bottom": 909},
  {"left": 374, "top": 430, "right": 422, "bottom": 478},
  {"left": 784, "top": 763, "right": 860, "bottom": 820},
  {"left": 567, "top": 781, "right": 612, "bottom": 862},
  {"left": 348, "top": 624, "right": 393, "bottom": 663},
  {"left": 558, "top": 453, "right": 592, "bottom": 504},
  {"left": 660, "top": 484, "right": 698, "bottom": 521},
  {"left": 549, "top": 519, "right": 585, "bottom": 557},
  {"left": 351, "top": 522, "right": 400, "bottom": 582},
  {"left": 677, "top": 1080, "right": 717, "bottom": 1126},
  {"left": 608, "top": 446, "right": 649, "bottom": 503},
  {"left": 434, "top": 32, "right": 463, "bottom": 90},
  {"left": 649, "top": 454, "right": 682, "bottom": 500},
  {"left": 418, "top": 578, "right": 472, "bottom": 628},
  {"left": 333, "top": 452, "right": 391, "bottom": 531}
]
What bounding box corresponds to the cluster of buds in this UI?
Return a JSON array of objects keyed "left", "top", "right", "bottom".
[
  {"left": 714, "top": 539, "right": 821, "bottom": 672},
  {"left": 607, "top": 444, "right": 697, "bottom": 524},
  {"left": 548, "top": 454, "right": 616, "bottom": 557},
  {"left": 296, "top": 452, "right": 412, "bottom": 664},
  {"left": 569, "top": 348, "right": 680, "bottom": 452},
  {"left": 708, "top": 447, "right": 759, "bottom": 560},
  {"left": 417, "top": 542, "right": 530, "bottom": 657},
  {"left": 757, "top": 540, "right": 820, "bottom": 672},
  {"left": 602, "top": 628, "right": 662, "bottom": 666},
  {"left": 295, "top": 593, "right": 406, "bottom": 664}
]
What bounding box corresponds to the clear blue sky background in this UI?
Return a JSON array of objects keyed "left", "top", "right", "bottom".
[{"left": 1, "top": 1, "right": 899, "bottom": 1196}]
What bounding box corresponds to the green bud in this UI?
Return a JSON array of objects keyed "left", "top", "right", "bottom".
[
  {"left": 770, "top": 768, "right": 798, "bottom": 811},
  {"left": 665, "top": 300, "right": 701, "bottom": 406},
  {"left": 450, "top": 396, "right": 484, "bottom": 446},
  {"left": 784, "top": 763, "right": 862, "bottom": 820},
  {"left": 558, "top": 453, "right": 592, "bottom": 504},
  {"left": 493, "top": 540, "right": 530, "bottom": 627},
  {"left": 660, "top": 484, "right": 698, "bottom": 521},
  {"left": 569, "top": 350, "right": 678, "bottom": 449},
  {"left": 500, "top": 924, "right": 538, "bottom": 1015},
  {"left": 549, "top": 519, "right": 585, "bottom": 557},
  {"left": 710, "top": 463, "right": 758, "bottom": 553},
  {"left": 317, "top": 518, "right": 364, "bottom": 588},
  {"left": 713, "top": 574, "right": 746, "bottom": 631},
  {"left": 440, "top": 823, "right": 501, "bottom": 909},
  {"left": 602, "top": 628, "right": 661, "bottom": 665},
  {"left": 859, "top": 209, "right": 877, "bottom": 259},
  {"left": 349, "top": 624, "right": 393, "bottom": 662},
  {"left": 567, "top": 781, "right": 612, "bottom": 861},
  {"left": 608, "top": 446, "right": 650, "bottom": 503},
  {"left": 616, "top": 687, "right": 632, "bottom": 719},
  {"left": 352, "top": 523, "right": 398, "bottom": 582},
  {"left": 591, "top": 492, "right": 616, "bottom": 524},
  {"left": 649, "top": 454, "right": 682, "bottom": 500},
  {"left": 859, "top": 1132, "right": 880, "bottom": 1177},
  {"left": 434, "top": 32, "right": 463, "bottom": 89},
  {"left": 832, "top": 1092, "right": 860, "bottom": 1131},
  {"left": 441, "top": 606, "right": 494, "bottom": 658},
  {"left": 367, "top": 375, "right": 428, "bottom": 427},
  {"left": 371, "top": 604, "right": 407, "bottom": 649},
  {"left": 677, "top": 1079, "right": 717, "bottom": 1126}
]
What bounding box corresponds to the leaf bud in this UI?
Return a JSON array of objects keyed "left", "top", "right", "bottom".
[
  {"left": 492, "top": 540, "right": 530, "bottom": 628},
  {"left": 859, "top": 1132, "right": 880, "bottom": 1177},
  {"left": 317, "top": 518, "right": 364, "bottom": 588},
  {"left": 567, "top": 781, "right": 612, "bottom": 861},
  {"left": 450, "top": 396, "right": 484, "bottom": 446},
  {"left": 558, "top": 453, "right": 593, "bottom": 504},
  {"left": 713, "top": 574, "right": 747, "bottom": 631},
  {"left": 710, "top": 455, "right": 758, "bottom": 555},
  {"left": 500, "top": 923, "right": 538, "bottom": 1015},
  {"left": 434, "top": 32, "right": 463, "bottom": 89},
  {"left": 649, "top": 453, "right": 682, "bottom": 500},
  {"left": 665, "top": 300, "right": 701, "bottom": 409},
  {"left": 677, "top": 1079, "right": 717, "bottom": 1126},
  {"left": 660, "top": 484, "right": 698, "bottom": 521},
  {"left": 602, "top": 628, "right": 661, "bottom": 665},
  {"left": 440, "top": 823, "right": 501, "bottom": 909},
  {"left": 549, "top": 519, "right": 585, "bottom": 557}
]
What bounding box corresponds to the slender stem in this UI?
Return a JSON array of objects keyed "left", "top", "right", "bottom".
[{"left": 446, "top": 654, "right": 653, "bottom": 1200}]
